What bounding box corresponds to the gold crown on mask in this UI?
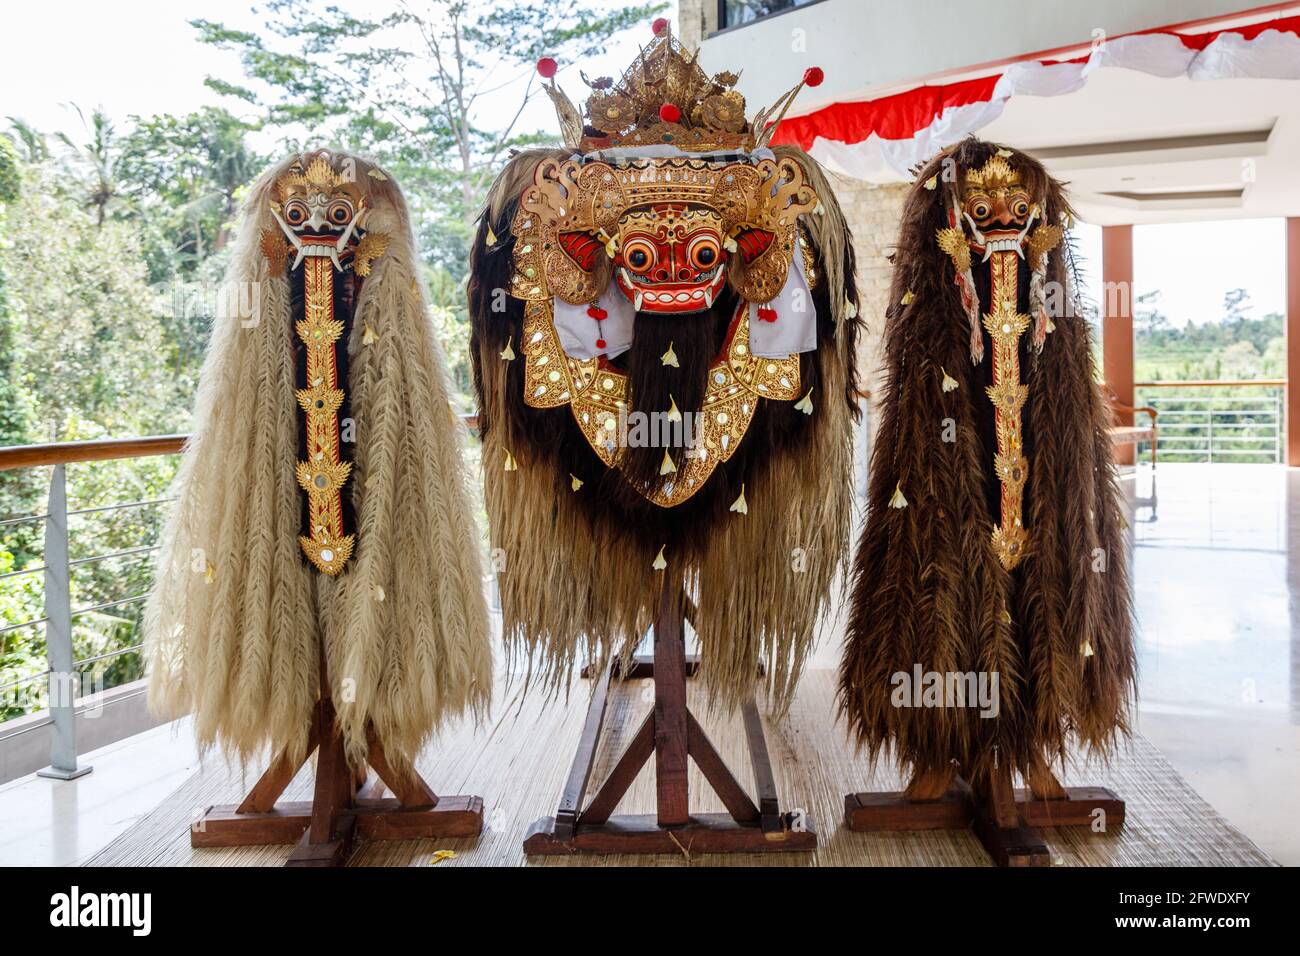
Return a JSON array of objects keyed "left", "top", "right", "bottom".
[
  {"left": 964, "top": 155, "right": 1022, "bottom": 191},
  {"left": 537, "top": 19, "right": 823, "bottom": 154}
]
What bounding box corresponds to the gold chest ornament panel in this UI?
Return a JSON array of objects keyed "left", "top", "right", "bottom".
[{"left": 519, "top": 298, "right": 800, "bottom": 507}]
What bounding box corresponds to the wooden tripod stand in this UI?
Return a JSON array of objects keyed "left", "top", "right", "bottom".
[
  {"left": 845, "top": 760, "right": 1124, "bottom": 866},
  {"left": 523, "top": 573, "right": 816, "bottom": 855},
  {"left": 191, "top": 657, "right": 484, "bottom": 867}
]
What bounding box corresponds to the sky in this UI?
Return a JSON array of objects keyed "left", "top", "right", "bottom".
[{"left": 0, "top": 0, "right": 1286, "bottom": 329}]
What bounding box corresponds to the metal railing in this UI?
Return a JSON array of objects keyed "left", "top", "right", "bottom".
[
  {"left": 0, "top": 435, "right": 187, "bottom": 778},
  {"left": 1135, "top": 380, "right": 1284, "bottom": 464},
  {"left": 0, "top": 421, "right": 479, "bottom": 778}
]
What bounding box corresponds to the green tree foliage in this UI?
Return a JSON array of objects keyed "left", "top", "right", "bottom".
[
  {"left": 192, "top": 0, "right": 665, "bottom": 277},
  {"left": 1134, "top": 288, "right": 1284, "bottom": 463}
]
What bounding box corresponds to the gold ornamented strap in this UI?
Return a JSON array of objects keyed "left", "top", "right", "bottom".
[
  {"left": 294, "top": 256, "right": 354, "bottom": 575},
  {"left": 984, "top": 251, "right": 1030, "bottom": 570}
]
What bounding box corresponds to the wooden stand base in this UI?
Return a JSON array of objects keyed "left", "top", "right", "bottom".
[
  {"left": 844, "top": 765, "right": 1124, "bottom": 867},
  {"left": 524, "top": 576, "right": 815, "bottom": 857},
  {"left": 192, "top": 667, "right": 483, "bottom": 866}
]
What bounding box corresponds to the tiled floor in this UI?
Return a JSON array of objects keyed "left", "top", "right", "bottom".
[
  {"left": 1, "top": 463, "right": 1296, "bottom": 865},
  {"left": 0, "top": 720, "right": 198, "bottom": 866},
  {"left": 1128, "top": 463, "right": 1300, "bottom": 864}
]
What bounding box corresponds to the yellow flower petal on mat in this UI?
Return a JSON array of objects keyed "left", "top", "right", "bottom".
[
  {"left": 888, "top": 483, "right": 908, "bottom": 509},
  {"left": 430, "top": 849, "right": 457, "bottom": 864},
  {"left": 730, "top": 485, "right": 748, "bottom": 515}
]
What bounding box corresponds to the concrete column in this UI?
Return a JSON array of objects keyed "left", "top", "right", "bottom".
[
  {"left": 1287, "top": 218, "right": 1300, "bottom": 466},
  {"left": 1102, "top": 224, "right": 1135, "bottom": 465}
]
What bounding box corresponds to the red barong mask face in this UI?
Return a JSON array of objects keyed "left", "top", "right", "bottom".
[{"left": 611, "top": 204, "right": 727, "bottom": 314}]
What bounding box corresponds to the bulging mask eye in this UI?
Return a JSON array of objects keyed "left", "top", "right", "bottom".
[
  {"left": 968, "top": 198, "right": 991, "bottom": 221},
  {"left": 623, "top": 239, "right": 656, "bottom": 273},
  {"left": 1010, "top": 195, "right": 1031, "bottom": 219},
  {"left": 284, "top": 200, "right": 310, "bottom": 226},
  {"left": 688, "top": 235, "right": 720, "bottom": 270},
  {"left": 327, "top": 199, "right": 354, "bottom": 226}
]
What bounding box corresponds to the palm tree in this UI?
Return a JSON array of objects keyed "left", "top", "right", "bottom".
[{"left": 56, "top": 105, "right": 121, "bottom": 227}]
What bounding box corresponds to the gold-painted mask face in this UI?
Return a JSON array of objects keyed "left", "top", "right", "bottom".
[
  {"left": 511, "top": 155, "right": 817, "bottom": 310},
  {"left": 961, "top": 156, "right": 1033, "bottom": 249},
  {"left": 275, "top": 154, "right": 365, "bottom": 238}
]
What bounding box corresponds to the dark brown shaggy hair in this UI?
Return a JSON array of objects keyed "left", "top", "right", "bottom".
[
  {"left": 469, "top": 146, "right": 863, "bottom": 710},
  {"left": 838, "top": 137, "right": 1136, "bottom": 785}
]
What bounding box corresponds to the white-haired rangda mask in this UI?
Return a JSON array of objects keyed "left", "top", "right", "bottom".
[
  {"left": 469, "top": 23, "right": 862, "bottom": 710},
  {"left": 145, "top": 150, "right": 491, "bottom": 771}
]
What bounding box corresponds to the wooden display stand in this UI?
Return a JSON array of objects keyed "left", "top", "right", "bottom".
[
  {"left": 844, "top": 761, "right": 1124, "bottom": 867},
  {"left": 524, "top": 573, "right": 816, "bottom": 856},
  {"left": 191, "top": 659, "right": 483, "bottom": 867}
]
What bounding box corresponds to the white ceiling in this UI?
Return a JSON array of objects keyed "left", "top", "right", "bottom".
[{"left": 982, "top": 68, "right": 1300, "bottom": 225}]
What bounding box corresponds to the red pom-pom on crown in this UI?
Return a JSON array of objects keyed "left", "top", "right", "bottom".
[
  {"left": 659, "top": 103, "right": 681, "bottom": 123},
  {"left": 536, "top": 57, "right": 558, "bottom": 79},
  {"left": 803, "top": 67, "right": 824, "bottom": 87},
  {"left": 652, "top": 17, "right": 669, "bottom": 35}
]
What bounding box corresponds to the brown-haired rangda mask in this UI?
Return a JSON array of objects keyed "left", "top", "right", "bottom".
[
  {"left": 469, "top": 22, "right": 862, "bottom": 710},
  {"left": 840, "top": 138, "right": 1135, "bottom": 788}
]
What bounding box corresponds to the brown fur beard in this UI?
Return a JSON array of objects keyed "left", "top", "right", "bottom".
[{"left": 613, "top": 296, "right": 732, "bottom": 509}]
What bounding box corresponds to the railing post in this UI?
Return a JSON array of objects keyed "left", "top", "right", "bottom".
[
  {"left": 1207, "top": 406, "right": 1214, "bottom": 464},
  {"left": 1278, "top": 390, "right": 1284, "bottom": 464},
  {"left": 36, "top": 463, "right": 91, "bottom": 780}
]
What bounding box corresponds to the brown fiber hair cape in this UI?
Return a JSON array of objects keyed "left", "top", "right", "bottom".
[
  {"left": 470, "top": 145, "right": 862, "bottom": 713},
  {"left": 838, "top": 138, "right": 1136, "bottom": 784}
]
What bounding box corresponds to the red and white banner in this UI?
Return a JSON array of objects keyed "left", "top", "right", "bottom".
[{"left": 771, "top": 14, "right": 1300, "bottom": 182}]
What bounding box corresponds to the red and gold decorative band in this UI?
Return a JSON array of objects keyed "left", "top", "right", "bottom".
[
  {"left": 293, "top": 255, "right": 354, "bottom": 575},
  {"left": 984, "top": 250, "right": 1029, "bottom": 570}
]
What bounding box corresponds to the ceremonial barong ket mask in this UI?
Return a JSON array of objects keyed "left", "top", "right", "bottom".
[
  {"left": 500, "top": 24, "right": 832, "bottom": 507},
  {"left": 513, "top": 153, "right": 818, "bottom": 313}
]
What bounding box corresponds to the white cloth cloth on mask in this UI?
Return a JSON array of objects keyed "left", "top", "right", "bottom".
[
  {"left": 553, "top": 282, "right": 635, "bottom": 360},
  {"left": 748, "top": 236, "right": 817, "bottom": 358}
]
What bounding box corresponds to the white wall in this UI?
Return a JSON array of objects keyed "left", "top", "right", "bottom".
[{"left": 699, "top": 0, "right": 1253, "bottom": 114}]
